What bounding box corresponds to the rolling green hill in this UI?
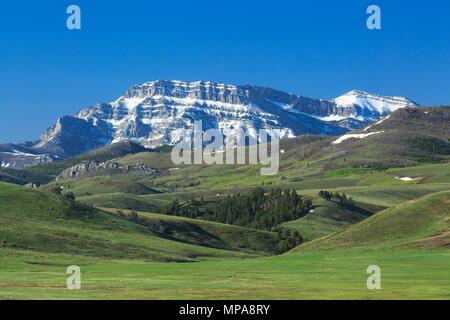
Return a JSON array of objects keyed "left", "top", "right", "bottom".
[
  {"left": 77, "top": 192, "right": 171, "bottom": 212},
  {"left": 0, "top": 167, "right": 54, "bottom": 186},
  {"left": 280, "top": 198, "right": 383, "bottom": 241},
  {"left": 101, "top": 208, "right": 281, "bottom": 255},
  {"left": 292, "top": 191, "right": 450, "bottom": 252},
  {"left": 0, "top": 182, "right": 264, "bottom": 262},
  {"left": 44, "top": 176, "right": 161, "bottom": 197}
]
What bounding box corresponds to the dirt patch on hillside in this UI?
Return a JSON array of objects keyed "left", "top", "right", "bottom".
[{"left": 419, "top": 230, "right": 450, "bottom": 249}]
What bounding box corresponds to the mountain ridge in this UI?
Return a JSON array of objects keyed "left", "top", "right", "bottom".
[{"left": 0, "top": 80, "right": 418, "bottom": 168}]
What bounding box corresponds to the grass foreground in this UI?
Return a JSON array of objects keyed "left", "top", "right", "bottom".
[
  {"left": 1, "top": 189, "right": 448, "bottom": 299},
  {"left": 0, "top": 247, "right": 448, "bottom": 299}
]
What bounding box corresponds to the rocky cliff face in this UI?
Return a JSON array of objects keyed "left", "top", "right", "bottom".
[
  {"left": 0, "top": 80, "right": 418, "bottom": 168},
  {"left": 56, "top": 161, "right": 155, "bottom": 181}
]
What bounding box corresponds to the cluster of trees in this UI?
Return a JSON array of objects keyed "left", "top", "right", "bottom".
[
  {"left": 160, "top": 187, "right": 312, "bottom": 231},
  {"left": 272, "top": 227, "right": 304, "bottom": 252},
  {"left": 318, "top": 190, "right": 355, "bottom": 206}
]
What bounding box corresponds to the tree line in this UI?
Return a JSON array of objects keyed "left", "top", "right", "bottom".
[
  {"left": 318, "top": 190, "right": 355, "bottom": 206},
  {"left": 159, "top": 187, "right": 312, "bottom": 231}
]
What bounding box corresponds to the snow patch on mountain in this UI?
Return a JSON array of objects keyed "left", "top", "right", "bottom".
[
  {"left": 332, "top": 131, "right": 384, "bottom": 145},
  {"left": 0, "top": 149, "right": 39, "bottom": 157},
  {"left": 0, "top": 161, "right": 10, "bottom": 168},
  {"left": 363, "top": 115, "right": 391, "bottom": 131},
  {"left": 395, "top": 176, "right": 421, "bottom": 182}
]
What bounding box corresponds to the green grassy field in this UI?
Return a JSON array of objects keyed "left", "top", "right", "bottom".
[
  {"left": 0, "top": 184, "right": 448, "bottom": 299},
  {"left": 1, "top": 247, "right": 448, "bottom": 299}
]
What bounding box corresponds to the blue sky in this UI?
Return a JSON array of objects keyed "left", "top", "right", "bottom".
[{"left": 0, "top": 0, "right": 449, "bottom": 143}]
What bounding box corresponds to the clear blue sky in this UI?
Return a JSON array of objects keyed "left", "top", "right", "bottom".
[{"left": 0, "top": 0, "right": 449, "bottom": 143}]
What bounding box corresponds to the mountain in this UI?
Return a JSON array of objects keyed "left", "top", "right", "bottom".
[{"left": 0, "top": 80, "right": 417, "bottom": 168}]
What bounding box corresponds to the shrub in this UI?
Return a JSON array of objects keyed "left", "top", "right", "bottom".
[
  {"left": 48, "top": 186, "right": 63, "bottom": 195},
  {"left": 129, "top": 211, "right": 139, "bottom": 223},
  {"left": 64, "top": 192, "right": 75, "bottom": 201}
]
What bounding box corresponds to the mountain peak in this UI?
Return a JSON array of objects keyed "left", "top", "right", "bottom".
[
  {"left": 341, "top": 90, "right": 370, "bottom": 96},
  {"left": 332, "top": 89, "right": 418, "bottom": 115}
]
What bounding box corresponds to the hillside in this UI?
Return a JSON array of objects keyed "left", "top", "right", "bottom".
[
  {"left": 0, "top": 167, "right": 54, "bottom": 186},
  {"left": 0, "top": 182, "right": 276, "bottom": 261},
  {"left": 291, "top": 191, "right": 450, "bottom": 252},
  {"left": 101, "top": 208, "right": 281, "bottom": 254},
  {"left": 280, "top": 198, "right": 382, "bottom": 241},
  {"left": 281, "top": 106, "right": 450, "bottom": 173},
  {"left": 44, "top": 176, "right": 161, "bottom": 197}
]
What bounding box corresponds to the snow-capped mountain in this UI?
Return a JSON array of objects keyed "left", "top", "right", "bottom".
[{"left": 0, "top": 80, "right": 418, "bottom": 168}]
